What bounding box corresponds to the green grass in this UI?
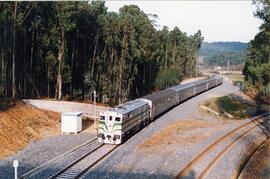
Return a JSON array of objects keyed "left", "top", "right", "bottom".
[
  {"left": 205, "top": 95, "right": 256, "bottom": 120},
  {"left": 217, "top": 96, "right": 239, "bottom": 113}
]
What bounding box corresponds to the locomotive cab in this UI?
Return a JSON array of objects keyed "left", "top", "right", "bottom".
[{"left": 98, "top": 111, "right": 122, "bottom": 144}]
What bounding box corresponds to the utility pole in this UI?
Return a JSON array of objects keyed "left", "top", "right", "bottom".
[
  {"left": 93, "top": 90, "right": 96, "bottom": 131},
  {"left": 227, "top": 60, "right": 230, "bottom": 74}
]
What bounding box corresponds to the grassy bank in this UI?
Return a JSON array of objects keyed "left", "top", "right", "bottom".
[{"left": 203, "top": 95, "right": 258, "bottom": 120}]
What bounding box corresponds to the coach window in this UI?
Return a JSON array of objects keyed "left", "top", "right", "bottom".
[
  {"left": 115, "top": 117, "right": 121, "bottom": 122},
  {"left": 109, "top": 116, "right": 112, "bottom": 121}
]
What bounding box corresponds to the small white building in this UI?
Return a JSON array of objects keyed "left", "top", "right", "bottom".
[
  {"left": 61, "top": 112, "right": 82, "bottom": 134},
  {"left": 214, "top": 66, "right": 221, "bottom": 70}
]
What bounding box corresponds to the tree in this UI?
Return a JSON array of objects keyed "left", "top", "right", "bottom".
[
  {"left": 0, "top": 2, "right": 203, "bottom": 105},
  {"left": 243, "top": 0, "right": 270, "bottom": 103}
]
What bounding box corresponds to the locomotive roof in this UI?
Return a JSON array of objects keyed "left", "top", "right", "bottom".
[
  {"left": 141, "top": 88, "right": 177, "bottom": 103},
  {"left": 108, "top": 99, "right": 147, "bottom": 115}
]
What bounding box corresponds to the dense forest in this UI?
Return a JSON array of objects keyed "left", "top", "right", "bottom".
[
  {"left": 200, "top": 42, "right": 247, "bottom": 67},
  {"left": 243, "top": 0, "right": 269, "bottom": 103},
  {"left": 0, "top": 1, "right": 203, "bottom": 105}
]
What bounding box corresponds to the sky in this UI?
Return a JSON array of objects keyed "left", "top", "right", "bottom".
[{"left": 105, "top": 1, "right": 262, "bottom": 43}]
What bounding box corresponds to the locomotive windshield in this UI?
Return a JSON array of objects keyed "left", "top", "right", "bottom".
[{"left": 100, "top": 115, "right": 105, "bottom": 121}]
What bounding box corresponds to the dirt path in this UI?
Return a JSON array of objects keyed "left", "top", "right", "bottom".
[{"left": 23, "top": 99, "right": 111, "bottom": 118}]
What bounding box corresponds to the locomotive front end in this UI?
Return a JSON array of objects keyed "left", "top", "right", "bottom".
[{"left": 98, "top": 111, "right": 122, "bottom": 144}]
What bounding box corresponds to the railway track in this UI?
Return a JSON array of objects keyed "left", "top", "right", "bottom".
[
  {"left": 50, "top": 144, "right": 118, "bottom": 179},
  {"left": 19, "top": 138, "right": 118, "bottom": 179},
  {"left": 176, "top": 113, "right": 269, "bottom": 179},
  {"left": 20, "top": 137, "right": 119, "bottom": 179},
  {"left": 20, "top": 138, "right": 98, "bottom": 178}
]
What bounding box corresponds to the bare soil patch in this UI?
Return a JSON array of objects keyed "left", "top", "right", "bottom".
[
  {"left": 138, "top": 119, "right": 226, "bottom": 153},
  {"left": 0, "top": 101, "right": 60, "bottom": 159}
]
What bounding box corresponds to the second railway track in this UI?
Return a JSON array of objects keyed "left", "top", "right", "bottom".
[{"left": 176, "top": 113, "right": 269, "bottom": 179}]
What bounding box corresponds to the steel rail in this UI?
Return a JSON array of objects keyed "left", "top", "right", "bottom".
[{"left": 49, "top": 143, "right": 104, "bottom": 179}]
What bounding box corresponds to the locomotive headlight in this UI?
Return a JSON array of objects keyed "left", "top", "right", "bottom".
[
  {"left": 98, "top": 133, "right": 105, "bottom": 139},
  {"left": 113, "top": 135, "right": 120, "bottom": 140}
]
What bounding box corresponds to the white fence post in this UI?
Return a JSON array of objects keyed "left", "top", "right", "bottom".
[{"left": 13, "top": 160, "right": 19, "bottom": 179}]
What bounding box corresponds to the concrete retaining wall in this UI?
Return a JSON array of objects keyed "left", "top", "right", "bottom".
[{"left": 23, "top": 99, "right": 111, "bottom": 118}]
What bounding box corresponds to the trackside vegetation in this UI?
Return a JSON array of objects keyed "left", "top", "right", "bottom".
[
  {"left": 0, "top": 1, "right": 203, "bottom": 105},
  {"left": 243, "top": 0, "right": 270, "bottom": 104},
  {"left": 204, "top": 95, "right": 257, "bottom": 119}
]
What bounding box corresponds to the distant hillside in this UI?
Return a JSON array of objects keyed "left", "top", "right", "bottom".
[
  {"left": 199, "top": 42, "right": 248, "bottom": 67},
  {"left": 200, "top": 42, "right": 248, "bottom": 57}
]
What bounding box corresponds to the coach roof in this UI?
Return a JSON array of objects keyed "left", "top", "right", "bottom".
[
  {"left": 170, "top": 82, "right": 195, "bottom": 92},
  {"left": 141, "top": 88, "right": 177, "bottom": 103}
]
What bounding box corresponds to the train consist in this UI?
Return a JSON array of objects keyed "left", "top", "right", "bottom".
[{"left": 98, "top": 76, "right": 223, "bottom": 144}]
